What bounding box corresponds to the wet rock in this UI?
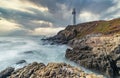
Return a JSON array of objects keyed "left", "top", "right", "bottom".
[
  {"left": 10, "top": 62, "right": 45, "bottom": 78},
  {"left": 106, "top": 66, "right": 114, "bottom": 78},
  {"left": 43, "top": 25, "right": 78, "bottom": 44},
  {"left": 16, "top": 60, "right": 26, "bottom": 64},
  {"left": 8, "top": 62, "right": 103, "bottom": 78},
  {"left": 24, "top": 51, "right": 33, "bottom": 54},
  {"left": 0, "top": 67, "right": 14, "bottom": 78}
]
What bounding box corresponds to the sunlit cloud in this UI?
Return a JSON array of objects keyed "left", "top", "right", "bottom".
[
  {"left": 0, "top": 18, "right": 21, "bottom": 32},
  {"left": 32, "top": 20, "right": 53, "bottom": 27},
  {"left": 78, "top": 11, "right": 100, "bottom": 22},
  {"left": 0, "top": 0, "right": 48, "bottom": 14},
  {"left": 31, "top": 27, "right": 65, "bottom": 36}
]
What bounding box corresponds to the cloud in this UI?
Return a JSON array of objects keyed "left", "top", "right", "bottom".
[
  {"left": 0, "top": 18, "right": 21, "bottom": 35},
  {"left": 27, "top": 0, "right": 115, "bottom": 23},
  {"left": 32, "top": 20, "right": 53, "bottom": 27},
  {"left": 78, "top": 11, "right": 100, "bottom": 22},
  {"left": 100, "top": 0, "right": 120, "bottom": 20},
  {"left": 0, "top": 0, "right": 119, "bottom": 36},
  {"left": 0, "top": 7, "right": 56, "bottom": 29},
  {"left": 0, "top": 0, "right": 48, "bottom": 14},
  {"left": 31, "top": 27, "right": 65, "bottom": 36}
]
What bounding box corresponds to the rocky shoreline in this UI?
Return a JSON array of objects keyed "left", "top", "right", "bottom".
[
  {"left": 44, "top": 18, "right": 120, "bottom": 78},
  {"left": 1, "top": 18, "right": 120, "bottom": 78},
  {"left": 0, "top": 62, "right": 103, "bottom": 78},
  {"left": 46, "top": 34, "right": 120, "bottom": 78}
]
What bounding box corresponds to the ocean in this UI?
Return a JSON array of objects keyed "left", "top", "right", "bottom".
[{"left": 0, "top": 36, "right": 102, "bottom": 76}]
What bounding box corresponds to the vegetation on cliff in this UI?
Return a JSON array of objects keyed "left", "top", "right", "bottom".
[
  {"left": 69, "top": 18, "right": 120, "bottom": 38},
  {"left": 49, "top": 18, "right": 120, "bottom": 44}
]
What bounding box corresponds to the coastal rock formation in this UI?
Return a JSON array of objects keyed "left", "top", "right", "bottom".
[
  {"left": 10, "top": 62, "right": 45, "bottom": 78},
  {"left": 65, "top": 35, "right": 120, "bottom": 77},
  {"left": 46, "top": 18, "right": 120, "bottom": 44},
  {"left": 45, "top": 18, "right": 120, "bottom": 77},
  {"left": 0, "top": 62, "right": 103, "bottom": 78},
  {"left": 0, "top": 67, "right": 14, "bottom": 78}
]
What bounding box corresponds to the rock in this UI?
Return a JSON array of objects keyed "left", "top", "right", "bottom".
[
  {"left": 32, "top": 62, "right": 103, "bottom": 78},
  {"left": 43, "top": 25, "right": 78, "bottom": 44},
  {"left": 9, "top": 62, "right": 45, "bottom": 78},
  {"left": 16, "top": 60, "right": 26, "bottom": 64},
  {"left": 45, "top": 18, "right": 120, "bottom": 45},
  {"left": 86, "top": 74, "right": 104, "bottom": 78},
  {"left": 0, "top": 67, "right": 14, "bottom": 78},
  {"left": 106, "top": 66, "right": 114, "bottom": 78},
  {"left": 8, "top": 62, "right": 103, "bottom": 78},
  {"left": 65, "top": 45, "right": 120, "bottom": 77},
  {"left": 65, "top": 35, "right": 120, "bottom": 77},
  {"left": 79, "top": 46, "right": 92, "bottom": 50},
  {"left": 24, "top": 51, "right": 33, "bottom": 54}
]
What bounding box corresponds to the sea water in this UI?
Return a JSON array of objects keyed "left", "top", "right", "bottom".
[{"left": 0, "top": 36, "right": 105, "bottom": 77}]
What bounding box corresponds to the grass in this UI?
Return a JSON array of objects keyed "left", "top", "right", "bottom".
[
  {"left": 75, "top": 18, "right": 120, "bottom": 38},
  {"left": 95, "top": 21, "right": 110, "bottom": 33}
]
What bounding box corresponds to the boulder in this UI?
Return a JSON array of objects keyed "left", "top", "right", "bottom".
[
  {"left": 10, "top": 62, "right": 45, "bottom": 78},
  {"left": 0, "top": 67, "right": 14, "bottom": 78},
  {"left": 16, "top": 60, "right": 27, "bottom": 64},
  {"left": 24, "top": 51, "right": 33, "bottom": 54}
]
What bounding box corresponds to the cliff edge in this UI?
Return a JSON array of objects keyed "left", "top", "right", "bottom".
[
  {"left": 47, "top": 18, "right": 120, "bottom": 44},
  {"left": 46, "top": 18, "right": 120, "bottom": 78}
]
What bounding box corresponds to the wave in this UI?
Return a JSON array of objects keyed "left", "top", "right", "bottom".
[{"left": 0, "top": 36, "right": 104, "bottom": 77}]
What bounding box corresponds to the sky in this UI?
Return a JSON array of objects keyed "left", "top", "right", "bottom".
[{"left": 0, "top": 0, "right": 120, "bottom": 36}]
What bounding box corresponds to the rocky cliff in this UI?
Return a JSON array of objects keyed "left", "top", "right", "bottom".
[
  {"left": 46, "top": 18, "right": 120, "bottom": 78},
  {"left": 47, "top": 18, "right": 120, "bottom": 44},
  {"left": 0, "top": 62, "right": 103, "bottom": 78},
  {"left": 66, "top": 35, "right": 120, "bottom": 77}
]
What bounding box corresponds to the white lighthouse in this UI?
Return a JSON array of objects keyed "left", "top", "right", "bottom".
[{"left": 72, "top": 8, "right": 76, "bottom": 25}]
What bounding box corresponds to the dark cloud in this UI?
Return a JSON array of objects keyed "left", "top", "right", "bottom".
[
  {"left": 71, "top": 0, "right": 114, "bottom": 13},
  {"left": 28, "top": 0, "right": 65, "bottom": 12},
  {"left": 0, "top": 7, "right": 60, "bottom": 29},
  {"left": 27, "top": 0, "right": 115, "bottom": 24},
  {"left": 28, "top": 0, "right": 114, "bottom": 14}
]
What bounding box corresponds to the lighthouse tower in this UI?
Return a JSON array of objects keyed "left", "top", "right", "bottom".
[{"left": 72, "top": 8, "right": 76, "bottom": 25}]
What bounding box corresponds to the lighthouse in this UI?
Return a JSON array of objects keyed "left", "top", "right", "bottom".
[{"left": 72, "top": 8, "right": 76, "bottom": 25}]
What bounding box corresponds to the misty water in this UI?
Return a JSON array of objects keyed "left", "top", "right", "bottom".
[{"left": 0, "top": 36, "right": 105, "bottom": 77}]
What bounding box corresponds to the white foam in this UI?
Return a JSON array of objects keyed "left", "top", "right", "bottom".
[{"left": 0, "top": 36, "right": 104, "bottom": 77}]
